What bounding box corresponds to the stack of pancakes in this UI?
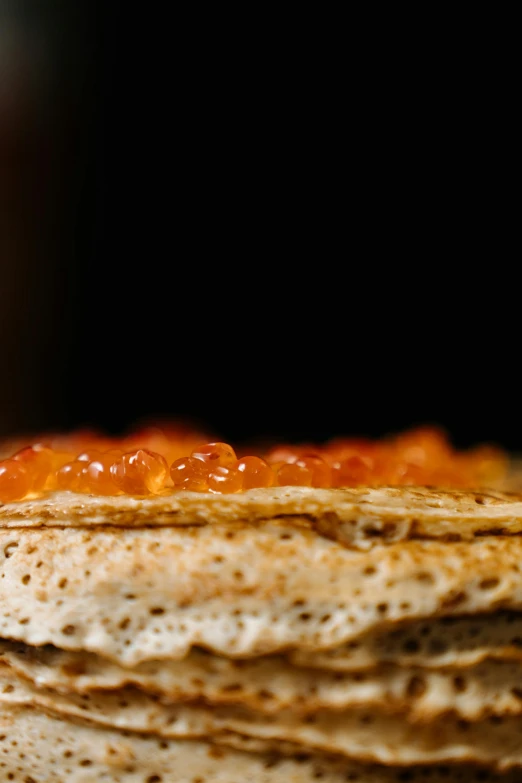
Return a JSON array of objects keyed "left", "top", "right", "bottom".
[{"left": 1, "top": 485, "right": 522, "bottom": 781}]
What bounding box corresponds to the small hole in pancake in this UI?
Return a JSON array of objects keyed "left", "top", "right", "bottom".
[
  {"left": 406, "top": 675, "right": 427, "bottom": 698},
  {"left": 453, "top": 675, "right": 467, "bottom": 693},
  {"left": 479, "top": 577, "right": 499, "bottom": 590}
]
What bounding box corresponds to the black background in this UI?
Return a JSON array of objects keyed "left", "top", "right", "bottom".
[{"left": 1, "top": 4, "right": 518, "bottom": 451}]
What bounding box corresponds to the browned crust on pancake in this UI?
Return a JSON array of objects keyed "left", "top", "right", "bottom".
[{"left": 3, "top": 487, "right": 522, "bottom": 548}]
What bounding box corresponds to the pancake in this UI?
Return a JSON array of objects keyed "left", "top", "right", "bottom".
[
  {"left": 290, "top": 611, "right": 522, "bottom": 670},
  {"left": 1, "top": 667, "right": 522, "bottom": 769},
  {"left": 1, "top": 431, "right": 521, "bottom": 780},
  {"left": 2, "top": 525, "right": 522, "bottom": 665},
  {"left": 2, "top": 707, "right": 516, "bottom": 783},
  {"left": 2, "top": 485, "right": 522, "bottom": 546},
  {"left": 2, "top": 641, "right": 522, "bottom": 720}
]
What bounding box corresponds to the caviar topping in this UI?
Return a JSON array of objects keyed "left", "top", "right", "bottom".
[{"left": 0, "top": 426, "right": 508, "bottom": 502}]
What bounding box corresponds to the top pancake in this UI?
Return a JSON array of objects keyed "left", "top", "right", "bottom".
[{"left": 2, "top": 485, "right": 522, "bottom": 547}]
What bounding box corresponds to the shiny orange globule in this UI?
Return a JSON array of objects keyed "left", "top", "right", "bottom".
[
  {"left": 82, "top": 451, "right": 122, "bottom": 496},
  {"left": 276, "top": 462, "right": 313, "bottom": 487},
  {"left": 12, "top": 444, "right": 54, "bottom": 491},
  {"left": 207, "top": 464, "right": 243, "bottom": 494},
  {"left": 191, "top": 442, "right": 237, "bottom": 467},
  {"left": 0, "top": 460, "right": 31, "bottom": 502},
  {"left": 236, "top": 456, "right": 274, "bottom": 489},
  {"left": 0, "top": 425, "right": 509, "bottom": 502},
  {"left": 170, "top": 456, "right": 209, "bottom": 492},
  {"left": 110, "top": 449, "right": 168, "bottom": 495}
]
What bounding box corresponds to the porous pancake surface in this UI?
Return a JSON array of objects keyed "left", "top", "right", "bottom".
[
  {"left": 3, "top": 484, "right": 522, "bottom": 779},
  {"left": 291, "top": 611, "right": 522, "bottom": 670},
  {"left": 2, "top": 670, "right": 522, "bottom": 769},
  {"left": 2, "top": 523, "right": 522, "bottom": 664},
  {"left": 3, "top": 706, "right": 518, "bottom": 782},
  {"left": 3, "top": 641, "right": 522, "bottom": 720}
]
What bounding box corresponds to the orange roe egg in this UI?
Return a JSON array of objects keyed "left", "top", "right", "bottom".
[
  {"left": 266, "top": 445, "right": 301, "bottom": 464},
  {"left": 207, "top": 465, "right": 243, "bottom": 493},
  {"left": 384, "top": 461, "right": 432, "bottom": 486},
  {"left": 0, "top": 459, "right": 31, "bottom": 502},
  {"left": 110, "top": 449, "right": 168, "bottom": 495},
  {"left": 276, "top": 462, "right": 313, "bottom": 487},
  {"left": 170, "top": 456, "right": 209, "bottom": 492},
  {"left": 56, "top": 460, "right": 86, "bottom": 492},
  {"left": 191, "top": 442, "right": 237, "bottom": 467},
  {"left": 236, "top": 456, "right": 274, "bottom": 489},
  {"left": 81, "top": 452, "right": 121, "bottom": 495},
  {"left": 50, "top": 451, "right": 77, "bottom": 470},
  {"left": 76, "top": 450, "right": 101, "bottom": 463},
  {"left": 295, "top": 455, "right": 332, "bottom": 488},
  {"left": 44, "top": 450, "right": 77, "bottom": 490},
  {"left": 393, "top": 426, "right": 451, "bottom": 466},
  {"left": 332, "top": 455, "right": 375, "bottom": 487},
  {"left": 326, "top": 438, "right": 378, "bottom": 463},
  {"left": 12, "top": 444, "right": 54, "bottom": 492},
  {"left": 122, "top": 427, "right": 173, "bottom": 461}
]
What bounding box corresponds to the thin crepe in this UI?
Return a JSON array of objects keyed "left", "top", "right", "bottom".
[
  {"left": 2, "top": 486, "right": 522, "bottom": 547},
  {"left": 1, "top": 669, "right": 522, "bottom": 769},
  {"left": 1, "top": 706, "right": 515, "bottom": 783},
  {"left": 3, "top": 526, "right": 522, "bottom": 665},
  {"left": 2, "top": 641, "right": 522, "bottom": 720},
  {"left": 290, "top": 612, "right": 522, "bottom": 670}
]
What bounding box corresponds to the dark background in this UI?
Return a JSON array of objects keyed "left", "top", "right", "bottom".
[{"left": 0, "top": 3, "right": 517, "bottom": 451}]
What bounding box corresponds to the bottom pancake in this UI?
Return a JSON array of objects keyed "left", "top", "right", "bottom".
[
  {"left": 2, "top": 667, "right": 522, "bottom": 769},
  {"left": 0, "top": 705, "right": 519, "bottom": 783}
]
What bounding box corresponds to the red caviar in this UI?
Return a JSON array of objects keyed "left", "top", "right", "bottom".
[
  {"left": 12, "top": 444, "right": 54, "bottom": 491},
  {"left": 111, "top": 449, "right": 168, "bottom": 495},
  {"left": 191, "top": 442, "right": 237, "bottom": 467},
  {"left": 0, "top": 460, "right": 31, "bottom": 502},
  {"left": 207, "top": 464, "right": 243, "bottom": 494},
  {"left": 0, "top": 426, "right": 510, "bottom": 502},
  {"left": 236, "top": 456, "right": 274, "bottom": 489},
  {"left": 332, "top": 455, "right": 376, "bottom": 487},
  {"left": 56, "top": 460, "right": 87, "bottom": 492},
  {"left": 81, "top": 451, "right": 121, "bottom": 495},
  {"left": 276, "top": 462, "right": 313, "bottom": 487},
  {"left": 170, "top": 456, "right": 209, "bottom": 492},
  {"left": 295, "top": 455, "right": 332, "bottom": 488}
]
